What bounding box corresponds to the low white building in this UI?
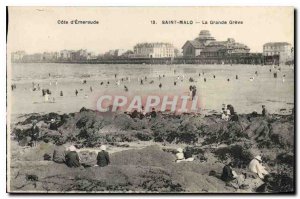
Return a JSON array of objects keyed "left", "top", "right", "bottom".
[
  {"left": 11, "top": 51, "right": 26, "bottom": 62},
  {"left": 133, "top": 43, "right": 175, "bottom": 58}
]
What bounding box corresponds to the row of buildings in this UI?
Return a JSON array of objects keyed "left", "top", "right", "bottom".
[
  {"left": 11, "top": 49, "right": 98, "bottom": 62},
  {"left": 181, "top": 30, "right": 293, "bottom": 64},
  {"left": 11, "top": 30, "right": 294, "bottom": 64}
]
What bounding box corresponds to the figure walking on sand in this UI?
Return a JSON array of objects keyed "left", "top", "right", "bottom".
[
  {"left": 191, "top": 86, "right": 197, "bottom": 100},
  {"left": 44, "top": 92, "right": 49, "bottom": 102}
]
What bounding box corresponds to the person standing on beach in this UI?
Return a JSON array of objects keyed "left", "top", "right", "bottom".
[
  {"left": 60, "top": 91, "right": 63, "bottom": 96},
  {"left": 44, "top": 92, "right": 49, "bottom": 102},
  {"left": 192, "top": 86, "right": 197, "bottom": 101},
  {"left": 159, "top": 83, "right": 162, "bottom": 89},
  {"left": 262, "top": 105, "right": 269, "bottom": 117},
  {"left": 124, "top": 85, "right": 128, "bottom": 92},
  {"left": 90, "top": 86, "right": 93, "bottom": 92},
  {"left": 75, "top": 89, "right": 78, "bottom": 96},
  {"left": 30, "top": 120, "right": 39, "bottom": 147},
  {"left": 96, "top": 145, "right": 110, "bottom": 167}
]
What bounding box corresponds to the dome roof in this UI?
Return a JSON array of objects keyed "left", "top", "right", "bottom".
[{"left": 197, "top": 30, "right": 215, "bottom": 41}]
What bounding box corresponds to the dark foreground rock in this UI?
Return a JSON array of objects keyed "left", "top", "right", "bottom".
[{"left": 9, "top": 110, "right": 294, "bottom": 193}]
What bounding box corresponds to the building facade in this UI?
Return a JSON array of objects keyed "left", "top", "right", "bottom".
[
  {"left": 200, "top": 38, "right": 250, "bottom": 58},
  {"left": 133, "top": 43, "right": 175, "bottom": 58},
  {"left": 182, "top": 30, "right": 216, "bottom": 57},
  {"left": 182, "top": 30, "right": 250, "bottom": 58},
  {"left": 263, "top": 42, "right": 293, "bottom": 64},
  {"left": 11, "top": 51, "right": 26, "bottom": 62}
]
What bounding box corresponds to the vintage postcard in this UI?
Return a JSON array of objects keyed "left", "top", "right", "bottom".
[{"left": 7, "top": 7, "right": 295, "bottom": 193}]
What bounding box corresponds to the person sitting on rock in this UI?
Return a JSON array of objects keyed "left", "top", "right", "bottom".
[
  {"left": 221, "top": 108, "right": 229, "bottom": 121},
  {"left": 176, "top": 148, "right": 194, "bottom": 163},
  {"left": 221, "top": 162, "right": 248, "bottom": 189},
  {"left": 249, "top": 155, "right": 269, "bottom": 179},
  {"left": 175, "top": 148, "right": 185, "bottom": 163},
  {"left": 227, "top": 104, "right": 235, "bottom": 115},
  {"left": 230, "top": 113, "right": 239, "bottom": 122},
  {"left": 65, "top": 145, "right": 81, "bottom": 168},
  {"left": 49, "top": 119, "right": 58, "bottom": 130},
  {"left": 150, "top": 108, "right": 157, "bottom": 118},
  {"left": 53, "top": 143, "right": 67, "bottom": 164},
  {"left": 183, "top": 148, "right": 194, "bottom": 162},
  {"left": 96, "top": 145, "right": 110, "bottom": 167}
]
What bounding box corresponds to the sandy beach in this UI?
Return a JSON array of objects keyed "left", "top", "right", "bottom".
[
  {"left": 8, "top": 63, "right": 295, "bottom": 193},
  {"left": 10, "top": 63, "right": 294, "bottom": 116}
]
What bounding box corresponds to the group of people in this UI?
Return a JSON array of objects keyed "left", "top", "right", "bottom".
[
  {"left": 221, "top": 155, "right": 269, "bottom": 190},
  {"left": 174, "top": 146, "right": 269, "bottom": 190},
  {"left": 175, "top": 148, "right": 194, "bottom": 163},
  {"left": 53, "top": 144, "right": 110, "bottom": 168},
  {"left": 129, "top": 107, "right": 157, "bottom": 120},
  {"left": 221, "top": 104, "right": 237, "bottom": 121},
  {"left": 189, "top": 85, "right": 197, "bottom": 101}
]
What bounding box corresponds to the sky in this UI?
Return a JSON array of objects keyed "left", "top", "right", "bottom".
[{"left": 7, "top": 7, "right": 294, "bottom": 54}]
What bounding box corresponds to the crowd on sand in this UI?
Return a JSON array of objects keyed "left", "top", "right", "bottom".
[{"left": 11, "top": 64, "right": 288, "bottom": 106}]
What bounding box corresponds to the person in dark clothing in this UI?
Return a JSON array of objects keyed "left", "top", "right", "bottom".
[
  {"left": 192, "top": 87, "right": 197, "bottom": 101},
  {"left": 49, "top": 119, "right": 58, "bottom": 130},
  {"left": 262, "top": 105, "right": 268, "bottom": 117},
  {"left": 221, "top": 162, "right": 235, "bottom": 182},
  {"left": 97, "top": 145, "right": 110, "bottom": 167},
  {"left": 150, "top": 108, "right": 157, "bottom": 118},
  {"left": 53, "top": 144, "right": 66, "bottom": 164},
  {"left": 227, "top": 104, "right": 235, "bottom": 115},
  {"left": 75, "top": 89, "right": 78, "bottom": 96},
  {"left": 130, "top": 110, "right": 139, "bottom": 119},
  {"left": 230, "top": 113, "right": 239, "bottom": 122},
  {"left": 183, "top": 148, "right": 193, "bottom": 159},
  {"left": 65, "top": 146, "right": 81, "bottom": 168},
  {"left": 31, "top": 120, "right": 39, "bottom": 147}
]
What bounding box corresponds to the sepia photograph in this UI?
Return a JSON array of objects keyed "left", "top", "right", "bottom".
[{"left": 6, "top": 6, "right": 295, "bottom": 193}]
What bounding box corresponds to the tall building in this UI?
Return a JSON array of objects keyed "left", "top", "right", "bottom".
[
  {"left": 59, "top": 50, "right": 72, "bottom": 60},
  {"left": 263, "top": 42, "right": 293, "bottom": 64},
  {"left": 133, "top": 43, "right": 175, "bottom": 58},
  {"left": 182, "top": 30, "right": 250, "bottom": 58}
]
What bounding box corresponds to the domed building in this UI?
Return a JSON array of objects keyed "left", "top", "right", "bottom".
[
  {"left": 182, "top": 30, "right": 250, "bottom": 58},
  {"left": 182, "top": 30, "right": 215, "bottom": 57},
  {"left": 195, "top": 30, "right": 216, "bottom": 45}
]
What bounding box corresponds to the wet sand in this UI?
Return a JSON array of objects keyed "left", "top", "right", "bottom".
[{"left": 10, "top": 64, "right": 294, "bottom": 116}]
